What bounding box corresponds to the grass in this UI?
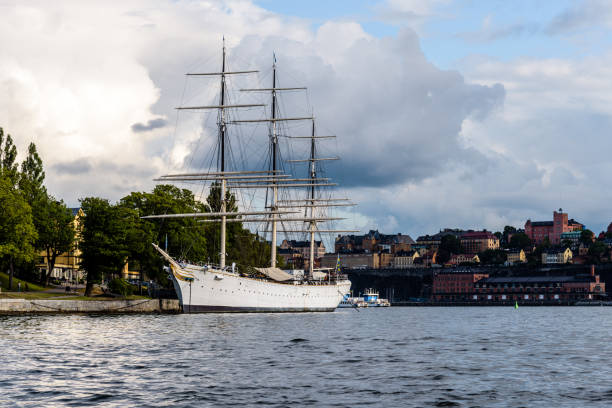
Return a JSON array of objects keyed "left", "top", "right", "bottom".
[
  {"left": 0, "top": 272, "right": 151, "bottom": 301},
  {"left": 0, "top": 292, "right": 60, "bottom": 300},
  {"left": 0, "top": 292, "right": 150, "bottom": 301},
  {"left": 67, "top": 295, "right": 150, "bottom": 301},
  {"left": 0, "top": 272, "right": 46, "bottom": 292}
]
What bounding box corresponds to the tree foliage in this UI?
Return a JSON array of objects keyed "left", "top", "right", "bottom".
[
  {"left": 19, "top": 142, "right": 46, "bottom": 203},
  {"left": 79, "top": 197, "right": 136, "bottom": 297},
  {"left": 508, "top": 232, "right": 532, "bottom": 249},
  {"left": 588, "top": 241, "right": 608, "bottom": 263},
  {"left": 36, "top": 196, "right": 75, "bottom": 286},
  {"left": 479, "top": 249, "right": 507, "bottom": 265},
  {"left": 0, "top": 176, "right": 37, "bottom": 289},
  {"left": 437, "top": 235, "right": 463, "bottom": 265},
  {"left": 580, "top": 229, "right": 594, "bottom": 245},
  {"left": 0, "top": 128, "right": 18, "bottom": 185}
]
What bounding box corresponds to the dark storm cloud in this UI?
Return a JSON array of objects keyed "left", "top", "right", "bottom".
[
  {"left": 230, "top": 28, "right": 506, "bottom": 189},
  {"left": 131, "top": 118, "right": 167, "bottom": 133}
]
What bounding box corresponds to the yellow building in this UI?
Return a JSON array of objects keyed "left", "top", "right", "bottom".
[
  {"left": 37, "top": 208, "right": 84, "bottom": 282},
  {"left": 393, "top": 250, "right": 420, "bottom": 268},
  {"left": 37, "top": 208, "right": 140, "bottom": 283},
  {"left": 541, "top": 248, "right": 573, "bottom": 264},
  {"left": 506, "top": 249, "right": 527, "bottom": 264},
  {"left": 447, "top": 254, "right": 481, "bottom": 266}
]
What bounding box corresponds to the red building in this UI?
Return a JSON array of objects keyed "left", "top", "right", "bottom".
[
  {"left": 525, "top": 208, "right": 583, "bottom": 245},
  {"left": 432, "top": 271, "right": 489, "bottom": 301},
  {"left": 473, "top": 268, "right": 604, "bottom": 302}
]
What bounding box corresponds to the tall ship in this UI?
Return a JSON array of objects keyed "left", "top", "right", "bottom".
[{"left": 144, "top": 41, "right": 356, "bottom": 312}]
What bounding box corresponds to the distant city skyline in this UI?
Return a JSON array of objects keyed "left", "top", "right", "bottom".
[{"left": 1, "top": 0, "right": 612, "bottom": 238}]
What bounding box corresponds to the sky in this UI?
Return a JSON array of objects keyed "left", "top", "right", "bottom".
[{"left": 2, "top": 0, "right": 612, "bottom": 242}]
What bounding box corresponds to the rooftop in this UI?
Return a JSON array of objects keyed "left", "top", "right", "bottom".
[{"left": 479, "top": 275, "right": 596, "bottom": 284}]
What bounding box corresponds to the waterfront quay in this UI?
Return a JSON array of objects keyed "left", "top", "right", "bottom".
[
  {"left": 346, "top": 263, "right": 612, "bottom": 306},
  {"left": 0, "top": 298, "right": 180, "bottom": 314}
]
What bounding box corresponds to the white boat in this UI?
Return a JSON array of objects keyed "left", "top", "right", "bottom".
[
  {"left": 145, "top": 41, "right": 355, "bottom": 312},
  {"left": 338, "top": 296, "right": 368, "bottom": 308},
  {"left": 363, "top": 288, "right": 391, "bottom": 307}
]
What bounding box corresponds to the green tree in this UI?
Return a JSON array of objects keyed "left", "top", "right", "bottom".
[
  {"left": 503, "top": 225, "right": 517, "bottom": 235},
  {"left": 580, "top": 229, "right": 594, "bottom": 245},
  {"left": 479, "top": 249, "right": 507, "bottom": 265},
  {"left": 509, "top": 232, "right": 532, "bottom": 249},
  {"left": 36, "top": 196, "right": 75, "bottom": 286},
  {"left": 440, "top": 234, "right": 462, "bottom": 254},
  {"left": 436, "top": 235, "right": 463, "bottom": 265},
  {"left": 588, "top": 241, "right": 607, "bottom": 263},
  {"left": 0, "top": 128, "right": 18, "bottom": 185},
  {"left": 119, "top": 185, "right": 209, "bottom": 280},
  {"left": 206, "top": 181, "right": 237, "bottom": 213},
  {"left": 502, "top": 226, "right": 517, "bottom": 246},
  {"left": 19, "top": 142, "right": 46, "bottom": 203},
  {"left": 79, "top": 197, "right": 133, "bottom": 297},
  {"left": 0, "top": 176, "right": 37, "bottom": 290}
]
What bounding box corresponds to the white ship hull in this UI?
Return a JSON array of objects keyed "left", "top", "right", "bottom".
[{"left": 169, "top": 262, "right": 351, "bottom": 313}]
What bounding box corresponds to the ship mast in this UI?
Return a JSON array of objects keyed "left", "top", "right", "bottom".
[
  {"left": 147, "top": 46, "right": 359, "bottom": 273},
  {"left": 219, "top": 40, "right": 228, "bottom": 268},
  {"left": 270, "top": 55, "right": 279, "bottom": 268},
  {"left": 308, "top": 120, "right": 316, "bottom": 275}
]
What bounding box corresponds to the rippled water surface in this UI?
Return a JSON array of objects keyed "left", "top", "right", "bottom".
[{"left": 2, "top": 307, "right": 612, "bottom": 407}]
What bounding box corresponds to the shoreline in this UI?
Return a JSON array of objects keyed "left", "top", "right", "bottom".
[
  {"left": 0, "top": 298, "right": 181, "bottom": 314},
  {"left": 391, "top": 300, "right": 612, "bottom": 307}
]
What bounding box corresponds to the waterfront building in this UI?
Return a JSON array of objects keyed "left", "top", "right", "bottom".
[
  {"left": 578, "top": 243, "right": 590, "bottom": 256},
  {"left": 474, "top": 269, "right": 604, "bottom": 301},
  {"left": 36, "top": 208, "right": 84, "bottom": 282},
  {"left": 445, "top": 254, "right": 480, "bottom": 266},
  {"left": 416, "top": 229, "right": 463, "bottom": 250},
  {"left": 460, "top": 231, "right": 500, "bottom": 254},
  {"left": 525, "top": 209, "right": 583, "bottom": 245},
  {"left": 414, "top": 250, "right": 438, "bottom": 267},
  {"left": 541, "top": 247, "right": 573, "bottom": 264},
  {"left": 278, "top": 247, "right": 303, "bottom": 269},
  {"left": 393, "top": 250, "right": 420, "bottom": 268},
  {"left": 281, "top": 239, "right": 326, "bottom": 260},
  {"left": 560, "top": 231, "right": 582, "bottom": 245},
  {"left": 335, "top": 230, "right": 415, "bottom": 254},
  {"left": 506, "top": 249, "right": 526, "bottom": 264},
  {"left": 432, "top": 270, "right": 489, "bottom": 301},
  {"left": 322, "top": 252, "right": 372, "bottom": 269},
  {"left": 412, "top": 244, "right": 429, "bottom": 255}
]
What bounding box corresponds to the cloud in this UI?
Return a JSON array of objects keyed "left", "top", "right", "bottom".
[
  {"left": 458, "top": 22, "right": 540, "bottom": 43},
  {"left": 12, "top": 0, "right": 602, "bottom": 241},
  {"left": 131, "top": 118, "right": 167, "bottom": 133},
  {"left": 374, "top": 0, "right": 450, "bottom": 27},
  {"left": 450, "top": 52, "right": 612, "bottom": 235},
  {"left": 52, "top": 158, "right": 92, "bottom": 174},
  {"left": 223, "top": 27, "right": 504, "bottom": 189},
  {"left": 545, "top": 0, "right": 612, "bottom": 35}
]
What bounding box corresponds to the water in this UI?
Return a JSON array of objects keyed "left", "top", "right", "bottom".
[{"left": 1, "top": 307, "right": 612, "bottom": 407}]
